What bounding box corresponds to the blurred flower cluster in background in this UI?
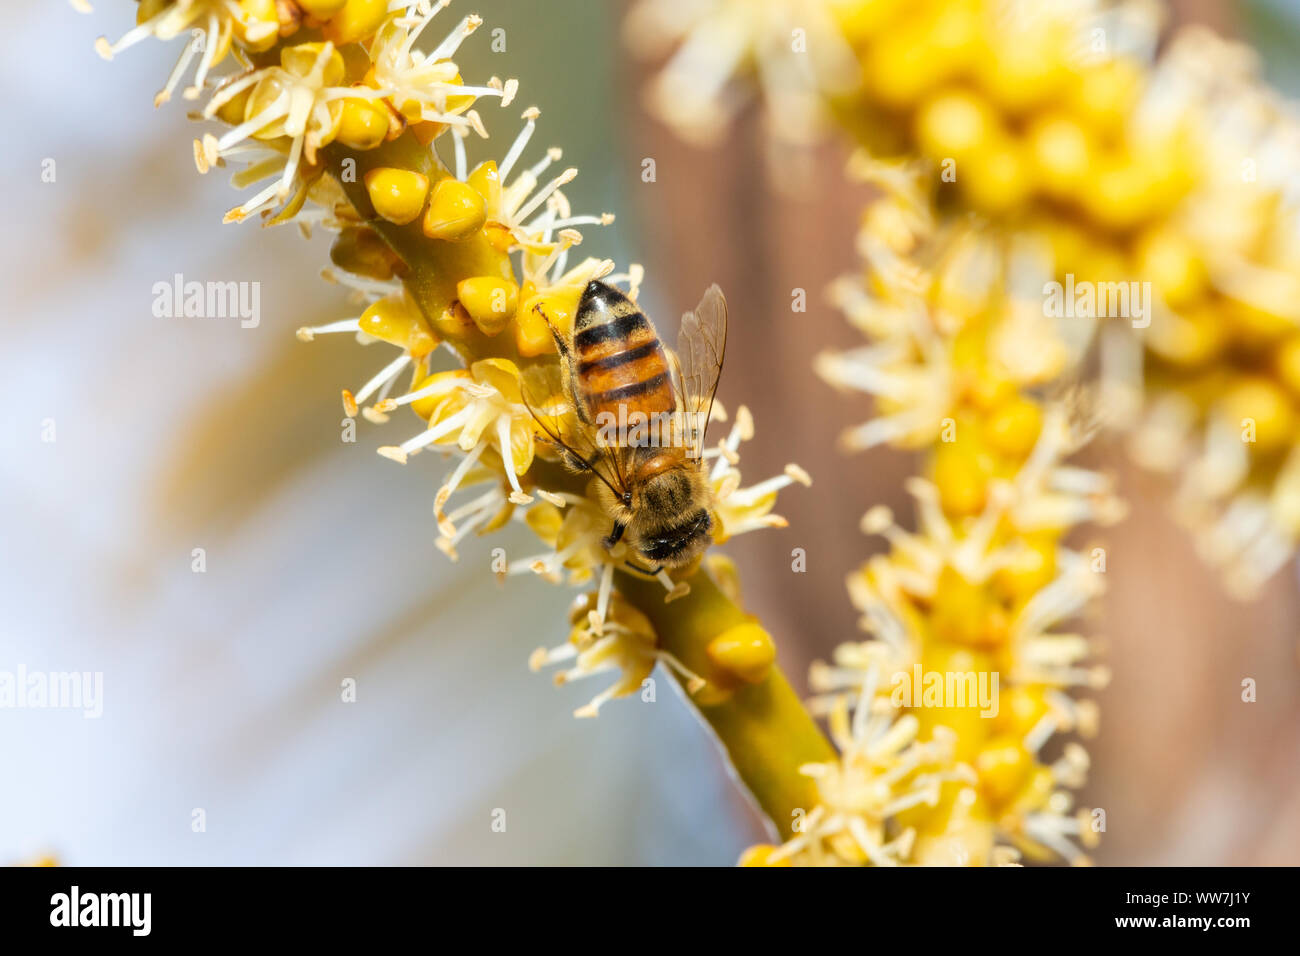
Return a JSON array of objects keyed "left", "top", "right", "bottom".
[
  {"left": 627, "top": 0, "right": 1300, "bottom": 865},
  {"left": 4, "top": 0, "right": 1300, "bottom": 865}
]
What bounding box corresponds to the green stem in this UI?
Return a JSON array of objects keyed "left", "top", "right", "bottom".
[{"left": 617, "top": 567, "right": 835, "bottom": 841}]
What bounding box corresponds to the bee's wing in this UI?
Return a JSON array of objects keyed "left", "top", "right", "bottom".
[
  {"left": 672, "top": 284, "right": 728, "bottom": 458},
  {"left": 520, "top": 361, "right": 630, "bottom": 501}
]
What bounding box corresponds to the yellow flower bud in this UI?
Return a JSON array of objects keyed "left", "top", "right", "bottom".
[
  {"left": 983, "top": 396, "right": 1042, "bottom": 461},
  {"left": 1219, "top": 377, "right": 1296, "bottom": 456},
  {"left": 409, "top": 121, "right": 446, "bottom": 145},
  {"left": 963, "top": 140, "right": 1032, "bottom": 214},
  {"left": 975, "top": 24, "right": 1071, "bottom": 114},
  {"left": 992, "top": 532, "right": 1058, "bottom": 604},
  {"left": 231, "top": 0, "right": 280, "bottom": 52},
  {"left": 517, "top": 287, "right": 580, "bottom": 357},
  {"left": 915, "top": 90, "right": 1001, "bottom": 162},
  {"left": 1136, "top": 225, "right": 1207, "bottom": 309},
  {"left": 422, "top": 178, "right": 487, "bottom": 241},
  {"left": 467, "top": 160, "right": 502, "bottom": 210},
  {"left": 359, "top": 293, "right": 437, "bottom": 357},
  {"left": 432, "top": 302, "right": 477, "bottom": 340},
  {"left": 915, "top": 644, "right": 994, "bottom": 761},
  {"left": 329, "top": 227, "right": 406, "bottom": 281},
  {"left": 471, "top": 357, "right": 526, "bottom": 405},
  {"left": 457, "top": 277, "right": 519, "bottom": 336},
  {"left": 392, "top": 72, "right": 473, "bottom": 126},
  {"left": 1027, "top": 114, "right": 1093, "bottom": 199},
  {"left": 408, "top": 370, "right": 471, "bottom": 421},
  {"left": 1072, "top": 58, "right": 1143, "bottom": 135},
  {"left": 281, "top": 42, "right": 345, "bottom": 87},
  {"left": 514, "top": 301, "right": 556, "bottom": 357},
  {"left": 1073, "top": 244, "right": 1131, "bottom": 289},
  {"left": 243, "top": 43, "right": 345, "bottom": 143},
  {"left": 831, "top": 0, "right": 907, "bottom": 44},
  {"left": 738, "top": 845, "right": 792, "bottom": 867},
  {"left": 296, "top": 0, "right": 348, "bottom": 18},
  {"left": 1081, "top": 155, "right": 1159, "bottom": 231},
  {"left": 932, "top": 438, "right": 989, "bottom": 517},
  {"left": 828, "top": 831, "right": 872, "bottom": 864},
  {"left": 964, "top": 371, "right": 1017, "bottom": 414},
  {"left": 215, "top": 85, "right": 252, "bottom": 126},
  {"left": 137, "top": 0, "right": 169, "bottom": 21},
  {"left": 336, "top": 96, "right": 390, "bottom": 150},
  {"left": 483, "top": 223, "right": 515, "bottom": 254},
  {"left": 931, "top": 566, "right": 1008, "bottom": 647},
  {"left": 525, "top": 501, "right": 565, "bottom": 545},
  {"left": 865, "top": 8, "right": 974, "bottom": 108},
  {"left": 322, "top": 0, "right": 391, "bottom": 45},
  {"left": 1146, "top": 305, "right": 1225, "bottom": 368},
  {"left": 705, "top": 553, "right": 744, "bottom": 605},
  {"left": 1008, "top": 766, "right": 1056, "bottom": 823},
  {"left": 993, "top": 687, "right": 1050, "bottom": 739},
  {"left": 1227, "top": 298, "right": 1297, "bottom": 349},
  {"left": 1271, "top": 453, "right": 1300, "bottom": 536},
  {"left": 245, "top": 73, "right": 293, "bottom": 140},
  {"left": 1276, "top": 336, "right": 1300, "bottom": 397},
  {"left": 364, "top": 167, "right": 430, "bottom": 225},
  {"left": 863, "top": 199, "right": 919, "bottom": 257},
  {"left": 707, "top": 623, "right": 776, "bottom": 684},
  {"left": 975, "top": 736, "right": 1033, "bottom": 807}
]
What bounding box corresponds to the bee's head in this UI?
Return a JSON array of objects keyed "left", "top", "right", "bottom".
[
  {"left": 592, "top": 459, "right": 715, "bottom": 568},
  {"left": 638, "top": 507, "right": 713, "bottom": 569},
  {"left": 590, "top": 478, "right": 636, "bottom": 525}
]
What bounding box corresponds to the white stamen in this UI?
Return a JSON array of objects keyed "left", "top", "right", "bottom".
[{"left": 296, "top": 318, "right": 362, "bottom": 342}]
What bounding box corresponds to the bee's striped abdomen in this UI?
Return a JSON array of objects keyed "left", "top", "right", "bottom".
[{"left": 573, "top": 280, "right": 676, "bottom": 425}]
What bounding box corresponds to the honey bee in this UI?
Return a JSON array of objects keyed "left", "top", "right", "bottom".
[{"left": 528, "top": 279, "right": 727, "bottom": 571}]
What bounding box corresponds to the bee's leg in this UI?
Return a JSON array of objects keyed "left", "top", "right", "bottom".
[
  {"left": 561, "top": 448, "right": 589, "bottom": 472},
  {"left": 603, "top": 521, "right": 626, "bottom": 550},
  {"left": 534, "top": 302, "right": 574, "bottom": 366},
  {"left": 534, "top": 301, "right": 591, "bottom": 428},
  {"left": 536, "top": 435, "right": 588, "bottom": 473}
]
